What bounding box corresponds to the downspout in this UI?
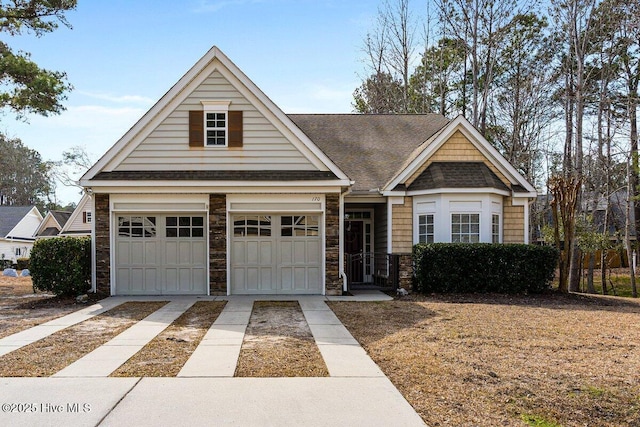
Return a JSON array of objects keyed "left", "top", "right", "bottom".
[
  {"left": 339, "top": 185, "right": 353, "bottom": 293},
  {"left": 89, "top": 190, "right": 96, "bottom": 293}
]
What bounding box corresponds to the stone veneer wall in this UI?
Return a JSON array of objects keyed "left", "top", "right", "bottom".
[
  {"left": 209, "top": 194, "right": 227, "bottom": 295},
  {"left": 94, "top": 193, "right": 110, "bottom": 295},
  {"left": 325, "top": 193, "right": 341, "bottom": 295}
]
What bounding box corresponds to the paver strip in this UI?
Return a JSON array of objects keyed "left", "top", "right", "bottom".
[
  {"left": 55, "top": 300, "right": 199, "bottom": 377},
  {"left": 178, "top": 299, "right": 250, "bottom": 377},
  {"left": 0, "top": 301, "right": 167, "bottom": 377},
  {"left": 110, "top": 300, "right": 226, "bottom": 377},
  {"left": 301, "top": 299, "right": 385, "bottom": 377},
  {"left": 0, "top": 298, "right": 124, "bottom": 357}
]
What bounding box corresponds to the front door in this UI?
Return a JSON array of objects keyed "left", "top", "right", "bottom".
[{"left": 345, "top": 220, "right": 364, "bottom": 282}]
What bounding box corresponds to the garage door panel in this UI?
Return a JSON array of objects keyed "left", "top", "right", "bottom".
[
  {"left": 260, "top": 241, "right": 272, "bottom": 264},
  {"left": 307, "top": 240, "right": 320, "bottom": 262},
  {"left": 293, "top": 241, "right": 306, "bottom": 263},
  {"left": 192, "top": 242, "right": 206, "bottom": 264},
  {"left": 116, "top": 242, "right": 130, "bottom": 264},
  {"left": 232, "top": 241, "right": 246, "bottom": 263}
]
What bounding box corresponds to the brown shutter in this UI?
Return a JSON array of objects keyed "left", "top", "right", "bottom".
[
  {"left": 228, "top": 110, "right": 243, "bottom": 147},
  {"left": 189, "top": 110, "right": 204, "bottom": 147},
  {"left": 82, "top": 212, "right": 87, "bottom": 223}
]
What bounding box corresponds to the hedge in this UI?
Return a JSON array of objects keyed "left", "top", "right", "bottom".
[
  {"left": 16, "top": 258, "right": 29, "bottom": 270},
  {"left": 30, "top": 237, "right": 91, "bottom": 297},
  {"left": 413, "top": 243, "right": 558, "bottom": 294}
]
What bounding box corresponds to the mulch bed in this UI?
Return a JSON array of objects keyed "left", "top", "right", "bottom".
[
  {"left": 329, "top": 293, "right": 640, "bottom": 427},
  {"left": 0, "top": 275, "right": 105, "bottom": 339},
  {"left": 235, "top": 301, "right": 328, "bottom": 377},
  {"left": 0, "top": 301, "right": 167, "bottom": 377},
  {"left": 111, "top": 301, "right": 226, "bottom": 377}
]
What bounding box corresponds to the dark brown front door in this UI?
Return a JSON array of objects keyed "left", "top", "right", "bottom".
[{"left": 345, "top": 221, "right": 364, "bottom": 282}]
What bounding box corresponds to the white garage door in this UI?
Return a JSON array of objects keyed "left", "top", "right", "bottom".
[
  {"left": 115, "top": 214, "right": 207, "bottom": 295},
  {"left": 231, "top": 214, "right": 322, "bottom": 294}
]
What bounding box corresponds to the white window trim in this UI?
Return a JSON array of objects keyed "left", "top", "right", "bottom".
[
  {"left": 201, "top": 100, "right": 230, "bottom": 148},
  {"left": 85, "top": 211, "right": 92, "bottom": 223},
  {"left": 492, "top": 213, "right": 501, "bottom": 243},
  {"left": 451, "top": 212, "right": 481, "bottom": 243},
  {"left": 417, "top": 213, "right": 434, "bottom": 244}
]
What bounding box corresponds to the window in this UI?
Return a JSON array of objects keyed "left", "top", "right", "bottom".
[
  {"left": 166, "top": 216, "right": 204, "bottom": 238},
  {"left": 205, "top": 112, "right": 226, "bottom": 146},
  {"left": 83, "top": 211, "right": 92, "bottom": 223},
  {"left": 418, "top": 214, "right": 434, "bottom": 243},
  {"left": 492, "top": 214, "right": 500, "bottom": 243},
  {"left": 233, "top": 216, "right": 271, "bottom": 237},
  {"left": 190, "top": 101, "right": 242, "bottom": 148},
  {"left": 118, "top": 216, "right": 156, "bottom": 238},
  {"left": 281, "top": 216, "right": 319, "bottom": 237},
  {"left": 15, "top": 248, "right": 21, "bottom": 256},
  {"left": 451, "top": 213, "right": 480, "bottom": 243}
]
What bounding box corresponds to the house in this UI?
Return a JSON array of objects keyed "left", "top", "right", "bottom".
[
  {"left": 59, "top": 193, "right": 93, "bottom": 237},
  {"left": 80, "top": 46, "right": 536, "bottom": 296},
  {"left": 35, "top": 210, "right": 72, "bottom": 238},
  {"left": 0, "top": 206, "right": 43, "bottom": 264}
]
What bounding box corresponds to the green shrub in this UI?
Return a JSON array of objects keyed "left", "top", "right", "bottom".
[
  {"left": 30, "top": 237, "right": 91, "bottom": 297},
  {"left": 413, "top": 243, "right": 558, "bottom": 294},
  {"left": 16, "top": 258, "right": 29, "bottom": 270}
]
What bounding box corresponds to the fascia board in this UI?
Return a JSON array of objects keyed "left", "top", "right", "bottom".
[
  {"left": 406, "top": 187, "right": 511, "bottom": 197},
  {"left": 83, "top": 183, "right": 347, "bottom": 194}
]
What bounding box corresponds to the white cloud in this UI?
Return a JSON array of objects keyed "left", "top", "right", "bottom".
[
  {"left": 193, "top": 0, "right": 265, "bottom": 13},
  {"left": 77, "top": 91, "right": 154, "bottom": 105}
]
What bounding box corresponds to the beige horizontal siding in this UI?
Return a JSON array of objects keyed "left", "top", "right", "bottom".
[{"left": 116, "top": 69, "right": 317, "bottom": 172}]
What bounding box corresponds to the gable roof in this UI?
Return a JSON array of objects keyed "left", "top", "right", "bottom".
[
  {"left": 81, "top": 46, "right": 349, "bottom": 186},
  {"left": 289, "top": 114, "right": 450, "bottom": 192},
  {"left": 384, "top": 115, "right": 537, "bottom": 196},
  {"left": 0, "top": 206, "right": 36, "bottom": 237},
  {"left": 34, "top": 210, "right": 72, "bottom": 237},
  {"left": 60, "top": 193, "right": 91, "bottom": 235},
  {"left": 404, "top": 162, "right": 510, "bottom": 192}
]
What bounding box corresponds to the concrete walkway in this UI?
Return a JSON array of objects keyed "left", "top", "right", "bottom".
[{"left": 0, "top": 292, "right": 425, "bottom": 427}]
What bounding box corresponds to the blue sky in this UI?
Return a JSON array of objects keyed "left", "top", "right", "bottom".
[{"left": 1, "top": 0, "right": 387, "bottom": 205}]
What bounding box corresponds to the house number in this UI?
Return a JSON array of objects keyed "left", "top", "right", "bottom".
[{"left": 312, "top": 197, "right": 321, "bottom": 202}]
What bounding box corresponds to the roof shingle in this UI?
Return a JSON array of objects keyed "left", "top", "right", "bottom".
[
  {"left": 288, "top": 114, "right": 450, "bottom": 191},
  {"left": 406, "top": 162, "right": 510, "bottom": 192}
]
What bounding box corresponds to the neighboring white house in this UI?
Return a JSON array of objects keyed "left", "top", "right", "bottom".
[
  {"left": 59, "top": 193, "right": 92, "bottom": 237},
  {"left": 0, "top": 206, "right": 43, "bottom": 264}
]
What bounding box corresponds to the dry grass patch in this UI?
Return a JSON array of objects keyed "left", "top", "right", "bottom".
[
  {"left": 111, "top": 301, "right": 226, "bottom": 377},
  {"left": 235, "top": 301, "right": 328, "bottom": 377},
  {"left": 0, "top": 301, "right": 167, "bottom": 377},
  {"left": 329, "top": 293, "right": 640, "bottom": 427},
  {"left": 0, "top": 275, "right": 103, "bottom": 339}
]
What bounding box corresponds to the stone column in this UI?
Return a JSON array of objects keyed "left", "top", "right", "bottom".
[
  {"left": 325, "top": 193, "right": 341, "bottom": 295},
  {"left": 94, "top": 193, "right": 110, "bottom": 295},
  {"left": 209, "top": 194, "right": 227, "bottom": 295},
  {"left": 397, "top": 253, "right": 413, "bottom": 291}
]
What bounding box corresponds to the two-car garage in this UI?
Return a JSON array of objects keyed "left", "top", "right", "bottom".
[{"left": 111, "top": 194, "right": 325, "bottom": 296}]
